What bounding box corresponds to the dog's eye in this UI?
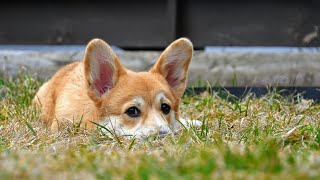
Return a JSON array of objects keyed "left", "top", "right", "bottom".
[
  {"left": 125, "top": 107, "right": 141, "bottom": 118},
  {"left": 161, "top": 103, "right": 171, "bottom": 115}
]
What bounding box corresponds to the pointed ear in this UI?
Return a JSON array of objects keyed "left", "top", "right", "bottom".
[
  {"left": 84, "top": 39, "right": 126, "bottom": 100},
  {"left": 150, "top": 38, "right": 193, "bottom": 97}
]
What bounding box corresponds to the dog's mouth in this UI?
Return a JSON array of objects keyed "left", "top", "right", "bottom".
[
  {"left": 97, "top": 117, "right": 196, "bottom": 140},
  {"left": 108, "top": 126, "right": 178, "bottom": 141},
  {"left": 134, "top": 130, "right": 177, "bottom": 141}
]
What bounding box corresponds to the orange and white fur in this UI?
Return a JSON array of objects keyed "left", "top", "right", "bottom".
[{"left": 34, "top": 38, "right": 198, "bottom": 138}]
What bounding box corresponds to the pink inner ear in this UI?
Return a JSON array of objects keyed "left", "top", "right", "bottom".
[
  {"left": 93, "top": 61, "right": 114, "bottom": 96},
  {"left": 165, "top": 59, "right": 181, "bottom": 89}
]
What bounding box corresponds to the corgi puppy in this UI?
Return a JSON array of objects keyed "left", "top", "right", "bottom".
[{"left": 34, "top": 38, "right": 194, "bottom": 138}]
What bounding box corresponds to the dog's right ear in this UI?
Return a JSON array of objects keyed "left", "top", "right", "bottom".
[{"left": 84, "top": 39, "right": 126, "bottom": 101}]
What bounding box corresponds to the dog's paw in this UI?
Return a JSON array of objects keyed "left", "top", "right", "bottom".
[
  {"left": 172, "top": 117, "right": 203, "bottom": 132},
  {"left": 180, "top": 117, "right": 203, "bottom": 127}
]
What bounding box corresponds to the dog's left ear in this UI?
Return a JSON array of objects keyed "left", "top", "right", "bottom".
[{"left": 150, "top": 38, "right": 193, "bottom": 97}]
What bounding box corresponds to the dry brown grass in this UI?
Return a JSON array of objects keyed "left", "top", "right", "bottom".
[{"left": 0, "top": 74, "right": 319, "bottom": 179}]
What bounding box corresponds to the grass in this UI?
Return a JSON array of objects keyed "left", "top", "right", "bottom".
[{"left": 0, "top": 74, "right": 320, "bottom": 179}]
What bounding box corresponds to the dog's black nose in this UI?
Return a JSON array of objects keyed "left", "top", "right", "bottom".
[
  {"left": 158, "top": 126, "right": 170, "bottom": 135},
  {"left": 159, "top": 129, "right": 169, "bottom": 135}
]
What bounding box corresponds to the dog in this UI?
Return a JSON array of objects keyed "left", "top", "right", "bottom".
[{"left": 34, "top": 38, "right": 198, "bottom": 138}]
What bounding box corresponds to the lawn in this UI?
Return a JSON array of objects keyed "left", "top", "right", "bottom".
[{"left": 0, "top": 74, "right": 319, "bottom": 179}]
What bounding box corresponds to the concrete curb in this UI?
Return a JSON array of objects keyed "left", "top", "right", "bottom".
[{"left": 1, "top": 47, "right": 320, "bottom": 86}]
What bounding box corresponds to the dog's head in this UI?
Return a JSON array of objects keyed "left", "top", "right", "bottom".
[{"left": 83, "top": 38, "right": 193, "bottom": 138}]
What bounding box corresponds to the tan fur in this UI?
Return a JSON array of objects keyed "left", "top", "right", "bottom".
[{"left": 34, "top": 38, "right": 193, "bottom": 135}]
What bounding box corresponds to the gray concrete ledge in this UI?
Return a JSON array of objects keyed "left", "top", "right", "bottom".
[{"left": 1, "top": 46, "right": 320, "bottom": 87}]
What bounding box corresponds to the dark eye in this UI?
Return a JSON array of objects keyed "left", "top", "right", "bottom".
[
  {"left": 161, "top": 103, "right": 171, "bottom": 115},
  {"left": 125, "top": 107, "right": 141, "bottom": 118}
]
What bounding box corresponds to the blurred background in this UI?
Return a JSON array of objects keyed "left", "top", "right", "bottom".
[
  {"left": 0, "top": 0, "right": 320, "bottom": 90},
  {"left": 1, "top": 0, "right": 319, "bottom": 48}
]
